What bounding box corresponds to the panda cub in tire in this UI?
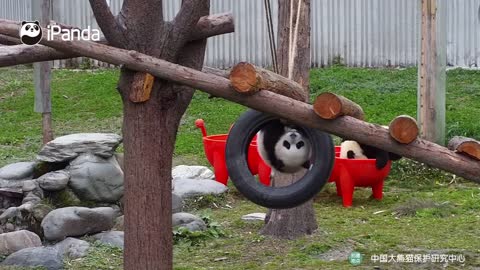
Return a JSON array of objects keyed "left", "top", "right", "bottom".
[{"left": 257, "top": 119, "right": 312, "bottom": 173}]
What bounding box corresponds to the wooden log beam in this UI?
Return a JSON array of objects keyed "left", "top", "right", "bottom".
[
  {"left": 388, "top": 115, "right": 419, "bottom": 144},
  {"left": 448, "top": 136, "right": 480, "bottom": 161},
  {"left": 313, "top": 92, "right": 365, "bottom": 120},
  {"left": 229, "top": 62, "right": 307, "bottom": 101},
  {"left": 0, "top": 13, "right": 233, "bottom": 65},
  {"left": 0, "top": 20, "right": 479, "bottom": 183},
  {"left": 0, "top": 34, "right": 21, "bottom": 45}
]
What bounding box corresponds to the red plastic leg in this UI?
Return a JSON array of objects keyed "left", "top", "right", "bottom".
[
  {"left": 371, "top": 180, "right": 384, "bottom": 200},
  {"left": 258, "top": 164, "right": 271, "bottom": 186},
  {"left": 339, "top": 170, "right": 355, "bottom": 207},
  {"left": 334, "top": 181, "right": 342, "bottom": 197},
  {"left": 213, "top": 153, "right": 228, "bottom": 186}
]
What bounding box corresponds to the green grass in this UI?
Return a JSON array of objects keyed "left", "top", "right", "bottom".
[{"left": 1, "top": 66, "right": 480, "bottom": 269}]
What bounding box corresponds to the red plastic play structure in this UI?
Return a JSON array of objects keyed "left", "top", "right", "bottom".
[
  {"left": 196, "top": 119, "right": 391, "bottom": 207},
  {"left": 195, "top": 119, "right": 271, "bottom": 186},
  {"left": 329, "top": 146, "right": 391, "bottom": 207}
]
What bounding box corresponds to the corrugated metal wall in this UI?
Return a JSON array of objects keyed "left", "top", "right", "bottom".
[{"left": 1, "top": 0, "right": 479, "bottom": 68}]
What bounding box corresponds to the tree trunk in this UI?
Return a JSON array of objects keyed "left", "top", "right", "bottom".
[{"left": 261, "top": 0, "right": 316, "bottom": 239}]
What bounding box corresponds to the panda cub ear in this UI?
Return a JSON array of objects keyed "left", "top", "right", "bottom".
[
  {"left": 34, "top": 21, "right": 40, "bottom": 25},
  {"left": 22, "top": 21, "right": 27, "bottom": 26}
]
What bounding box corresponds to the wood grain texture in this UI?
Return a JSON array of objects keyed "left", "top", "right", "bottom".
[
  {"left": 448, "top": 136, "right": 480, "bottom": 160},
  {"left": 388, "top": 115, "right": 419, "bottom": 144},
  {"left": 313, "top": 92, "right": 364, "bottom": 120},
  {"left": 229, "top": 62, "right": 307, "bottom": 101}
]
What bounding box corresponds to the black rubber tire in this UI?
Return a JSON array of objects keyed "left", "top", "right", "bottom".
[{"left": 226, "top": 109, "right": 335, "bottom": 209}]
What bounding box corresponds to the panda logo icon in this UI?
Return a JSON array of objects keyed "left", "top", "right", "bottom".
[{"left": 19, "top": 21, "right": 42, "bottom": 45}]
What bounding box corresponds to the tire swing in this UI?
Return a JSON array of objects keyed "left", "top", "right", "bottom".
[{"left": 226, "top": 109, "right": 335, "bottom": 209}]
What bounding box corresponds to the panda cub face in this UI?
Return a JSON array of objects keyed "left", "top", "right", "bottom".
[
  {"left": 19, "top": 21, "right": 42, "bottom": 45},
  {"left": 257, "top": 120, "right": 312, "bottom": 173}
]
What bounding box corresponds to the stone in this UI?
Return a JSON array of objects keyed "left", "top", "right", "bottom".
[
  {"left": 0, "top": 230, "right": 42, "bottom": 255},
  {"left": 92, "top": 231, "right": 124, "bottom": 249},
  {"left": 115, "top": 153, "right": 124, "bottom": 172},
  {"left": 68, "top": 153, "right": 124, "bottom": 202},
  {"left": 37, "top": 170, "right": 70, "bottom": 191},
  {"left": 32, "top": 203, "right": 53, "bottom": 221},
  {"left": 241, "top": 212, "right": 266, "bottom": 222},
  {"left": 172, "top": 165, "right": 214, "bottom": 180},
  {"left": 37, "top": 133, "right": 122, "bottom": 163},
  {"left": 1, "top": 247, "right": 63, "bottom": 270},
  {"left": 41, "top": 207, "right": 117, "bottom": 241},
  {"left": 172, "top": 212, "right": 206, "bottom": 232},
  {"left": 21, "top": 180, "right": 38, "bottom": 192},
  {"left": 0, "top": 206, "right": 18, "bottom": 221},
  {"left": 53, "top": 237, "right": 90, "bottom": 259},
  {"left": 0, "top": 162, "right": 36, "bottom": 180},
  {"left": 172, "top": 178, "right": 227, "bottom": 199},
  {"left": 113, "top": 215, "right": 124, "bottom": 231},
  {"left": 0, "top": 188, "right": 22, "bottom": 209},
  {"left": 0, "top": 179, "right": 28, "bottom": 190},
  {"left": 172, "top": 192, "right": 183, "bottom": 213}
]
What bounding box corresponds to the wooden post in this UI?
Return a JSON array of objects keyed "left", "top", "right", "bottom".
[
  {"left": 418, "top": 0, "right": 446, "bottom": 145},
  {"left": 32, "top": 0, "right": 53, "bottom": 144}
]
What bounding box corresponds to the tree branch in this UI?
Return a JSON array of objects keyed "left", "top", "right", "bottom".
[
  {"left": 172, "top": 0, "right": 210, "bottom": 49},
  {"left": 89, "top": 0, "right": 126, "bottom": 48},
  {"left": 0, "top": 16, "right": 233, "bottom": 66}
]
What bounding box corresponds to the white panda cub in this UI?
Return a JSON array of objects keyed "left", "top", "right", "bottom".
[
  {"left": 340, "top": 140, "right": 368, "bottom": 160},
  {"left": 257, "top": 119, "right": 312, "bottom": 173},
  {"left": 340, "top": 139, "right": 402, "bottom": 169}
]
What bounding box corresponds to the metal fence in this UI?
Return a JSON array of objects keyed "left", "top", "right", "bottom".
[{"left": 1, "top": 0, "right": 479, "bottom": 68}]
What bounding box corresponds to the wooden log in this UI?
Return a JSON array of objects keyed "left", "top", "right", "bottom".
[
  {"left": 0, "top": 34, "right": 21, "bottom": 45},
  {"left": 388, "top": 115, "right": 419, "bottom": 144},
  {"left": 129, "top": 72, "right": 155, "bottom": 103},
  {"left": 448, "top": 136, "right": 480, "bottom": 160},
  {"left": 229, "top": 62, "right": 307, "bottom": 101},
  {"left": 313, "top": 92, "right": 365, "bottom": 120},
  {"left": 0, "top": 19, "right": 479, "bottom": 183},
  {"left": 0, "top": 13, "right": 234, "bottom": 66}
]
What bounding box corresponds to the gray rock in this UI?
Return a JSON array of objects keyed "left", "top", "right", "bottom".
[
  {"left": 68, "top": 153, "right": 124, "bottom": 202},
  {"left": 0, "top": 207, "right": 18, "bottom": 221},
  {"left": 0, "top": 179, "right": 28, "bottom": 189},
  {"left": 41, "top": 207, "right": 117, "bottom": 241},
  {"left": 1, "top": 247, "right": 63, "bottom": 270},
  {"left": 172, "top": 212, "right": 206, "bottom": 232},
  {"left": 241, "top": 212, "right": 266, "bottom": 222},
  {"left": 53, "top": 237, "right": 90, "bottom": 259},
  {"left": 172, "top": 165, "right": 214, "bottom": 180},
  {"left": 113, "top": 215, "right": 124, "bottom": 231},
  {"left": 92, "top": 231, "right": 124, "bottom": 249},
  {"left": 22, "top": 180, "right": 38, "bottom": 192},
  {"left": 0, "top": 162, "right": 36, "bottom": 180},
  {"left": 38, "top": 170, "right": 70, "bottom": 191},
  {"left": 172, "top": 192, "right": 183, "bottom": 213},
  {"left": 115, "top": 153, "right": 124, "bottom": 172},
  {"left": 172, "top": 178, "right": 227, "bottom": 199},
  {"left": 37, "top": 133, "right": 122, "bottom": 163},
  {"left": 32, "top": 203, "right": 53, "bottom": 221},
  {"left": 0, "top": 230, "right": 42, "bottom": 255}
]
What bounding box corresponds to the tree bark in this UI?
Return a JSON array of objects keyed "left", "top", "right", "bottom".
[
  {"left": 313, "top": 92, "right": 365, "bottom": 120},
  {"left": 448, "top": 136, "right": 480, "bottom": 160},
  {"left": 388, "top": 115, "right": 419, "bottom": 144},
  {"left": 260, "top": 0, "right": 316, "bottom": 239},
  {"left": 229, "top": 62, "right": 307, "bottom": 101}
]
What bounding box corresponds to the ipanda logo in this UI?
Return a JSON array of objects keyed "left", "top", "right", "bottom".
[{"left": 19, "top": 20, "right": 101, "bottom": 45}]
